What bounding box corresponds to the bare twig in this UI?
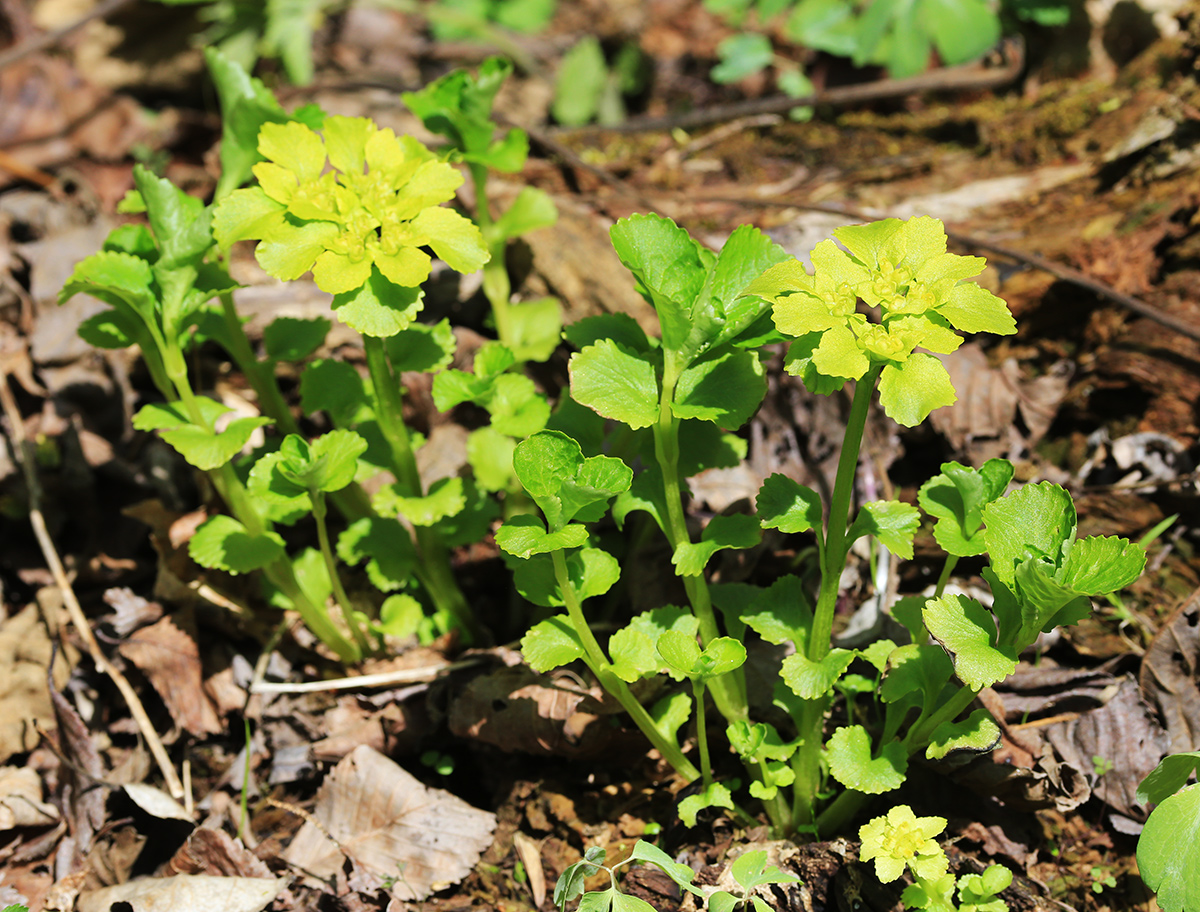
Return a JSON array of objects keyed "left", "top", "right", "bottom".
[
  {"left": 0, "top": 0, "right": 135, "bottom": 72},
  {"left": 249, "top": 657, "right": 484, "bottom": 694},
  {"left": 0, "top": 367, "right": 184, "bottom": 799},
  {"left": 552, "top": 37, "right": 1025, "bottom": 137}
]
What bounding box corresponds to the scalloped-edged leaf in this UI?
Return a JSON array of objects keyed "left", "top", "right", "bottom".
[
  {"left": 678, "top": 420, "right": 747, "bottom": 476},
  {"left": 510, "top": 547, "right": 620, "bottom": 608},
  {"left": 1138, "top": 751, "right": 1200, "bottom": 807},
  {"left": 826, "top": 725, "right": 907, "bottom": 794},
  {"left": 848, "top": 500, "right": 920, "bottom": 559},
  {"left": 59, "top": 250, "right": 158, "bottom": 325},
  {"left": 336, "top": 516, "right": 417, "bottom": 591},
  {"left": 134, "top": 165, "right": 212, "bottom": 268},
  {"left": 880, "top": 643, "right": 953, "bottom": 709},
  {"left": 672, "top": 346, "right": 766, "bottom": 429},
  {"left": 263, "top": 315, "right": 331, "bottom": 362},
  {"left": 160, "top": 415, "right": 272, "bottom": 471},
  {"left": 609, "top": 606, "right": 699, "bottom": 682},
  {"left": 485, "top": 374, "right": 551, "bottom": 437},
  {"left": 1136, "top": 783, "right": 1200, "bottom": 912},
  {"left": 495, "top": 514, "right": 589, "bottom": 558},
  {"left": 466, "top": 426, "right": 516, "bottom": 492},
  {"left": 1059, "top": 535, "right": 1146, "bottom": 595},
  {"left": 609, "top": 214, "right": 708, "bottom": 356},
  {"left": 300, "top": 358, "right": 374, "bottom": 425},
  {"left": 564, "top": 313, "right": 653, "bottom": 353},
  {"left": 77, "top": 310, "right": 141, "bottom": 349},
  {"left": 374, "top": 476, "right": 465, "bottom": 526},
  {"left": 331, "top": 270, "right": 424, "bottom": 338},
  {"left": 922, "top": 594, "right": 1018, "bottom": 690},
  {"left": 385, "top": 319, "right": 456, "bottom": 374},
  {"left": 672, "top": 513, "right": 762, "bottom": 577},
  {"left": 877, "top": 353, "right": 957, "bottom": 427},
  {"left": 721, "top": 574, "right": 813, "bottom": 649},
  {"left": 708, "top": 224, "right": 791, "bottom": 346},
  {"left": 918, "top": 459, "right": 1013, "bottom": 557},
  {"left": 781, "top": 648, "right": 855, "bottom": 699},
  {"left": 678, "top": 782, "right": 734, "bottom": 828},
  {"left": 493, "top": 186, "right": 558, "bottom": 240},
  {"left": 507, "top": 297, "right": 563, "bottom": 363},
  {"left": 983, "top": 481, "right": 1076, "bottom": 585},
  {"left": 757, "top": 473, "right": 823, "bottom": 534},
  {"left": 512, "top": 431, "right": 631, "bottom": 530},
  {"left": 434, "top": 474, "right": 501, "bottom": 548},
  {"left": 188, "top": 515, "right": 285, "bottom": 574},
  {"left": 521, "top": 616, "right": 585, "bottom": 672},
  {"left": 569, "top": 339, "right": 660, "bottom": 430},
  {"left": 925, "top": 708, "right": 1000, "bottom": 759}
]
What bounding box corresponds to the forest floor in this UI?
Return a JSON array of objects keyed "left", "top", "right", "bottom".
[{"left": 2, "top": 1, "right": 1200, "bottom": 911}]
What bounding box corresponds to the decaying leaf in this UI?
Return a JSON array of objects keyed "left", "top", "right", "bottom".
[
  {"left": 0, "top": 766, "right": 59, "bottom": 830},
  {"left": 1140, "top": 588, "right": 1200, "bottom": 754},
  {"left": 0, "top": 603, "right": 71, "bottom": 763},
  {"left": 283, "top": 745, "right": 496, "bottom": 900},
  {"left": 76, "top": 873, "right": 284, "bottom": 912}
]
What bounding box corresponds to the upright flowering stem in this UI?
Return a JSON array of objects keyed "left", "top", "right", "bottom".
[
  {"left": 470, "top": 162, "right": 515, "bottom": 350},
  {"left": 363, "top": 335, "right": 479, "bottom": 642}
]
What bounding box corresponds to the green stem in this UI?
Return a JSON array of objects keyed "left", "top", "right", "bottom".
[
  {"left": 551, "top": 549, "right": 700, "bottom": 780},
  {"left": 693, "top": 680, "right": 712, "bottom": 789},
  {"left": 904, "top": 683, "right": 979, "bottom": 751},
  {"left": 933, "top": 553, "right": 959, "bottom": 599},
  {"left": 218, "top": 292, "right": 299, "bottom": 436},
  {"left": 653, "top": 363, "right": 747, "bottom": 723},
  {"left": 471, "top": 163, "right": 514, "bottom": 350},
  {"left": 313, "top": 492, "right": 371, "bottom": 657},
  {"left": 362, "top": 335, "right": 480, "bottom": 642}
]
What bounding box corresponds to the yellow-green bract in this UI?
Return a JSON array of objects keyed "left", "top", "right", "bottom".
[{"left": 212, "top": 116, "right": 488, "bottom": 296}]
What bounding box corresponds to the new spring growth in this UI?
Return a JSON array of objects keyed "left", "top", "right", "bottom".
[
  {"left": 212, "top": 116, "right": 488, "bottom": 335},
  {"left": 744, "top": 216, "right": 1017, "bottom": 426}
]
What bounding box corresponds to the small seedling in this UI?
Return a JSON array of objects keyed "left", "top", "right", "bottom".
[
  {"left": 709, "top": 849, "right": 802, "bottom": 912},
  {"left": 554, "top": 840, "right": 704, "bottom": 912}
]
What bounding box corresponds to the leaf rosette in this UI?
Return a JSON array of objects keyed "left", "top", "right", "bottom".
[
  {"left": 213, "top": 117, "right": 488, "bottom": 335},
  {"left": 744, "top": 216, "right": 1016, "bottom": 426}
]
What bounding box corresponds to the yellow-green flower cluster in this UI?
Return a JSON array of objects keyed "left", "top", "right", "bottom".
[
  {"left": 859, "top": 805, "right": 950, "bottom": 883},
  {"left": 213, "top": 116, "right": 488, "bottom": 295}
]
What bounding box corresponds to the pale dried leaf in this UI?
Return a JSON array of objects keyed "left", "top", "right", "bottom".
[
  {"left": 76, "top": 874, "right": 284, "bottom": 912},
  {"left": 283, "top": 745, "right": 496, "bottom": 900},
  {"left": 0, "top": 603, "right": 71, "bottom": 762},
  {"left": 0, "top": 766, "right": 59, "bottom": 830},
  {"left": 123, "top": 784, "right": 192, "bottom": 822}
]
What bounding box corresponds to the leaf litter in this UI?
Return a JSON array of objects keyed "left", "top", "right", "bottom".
[{"left": 1, "top": 2, "right": 1200, "bottom": 911}]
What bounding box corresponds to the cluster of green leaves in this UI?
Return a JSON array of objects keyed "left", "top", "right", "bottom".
[
  {"left": 554, "top": 840, "right": 799, "bottom": 912},
  {"left": 403, "top": 56, "right": 562, "bottom": 362},
  {"left": 553, "top": 38, "right": 652, "bottom": 127},
  {"left": 1137, "top": 752, "right": 1200, "bottom": 912},
  {"left": 497, "top": 211, "right": 1145, "bottom": 841},
  {"left": 859, "top": 805, "right": 1013, "bottom": 912},
  {"left": 703, "top": 0, "right": 1069, "bottom": 102},
  {"left": 427, "top": 0, "right": 557, "bottom": 42}
]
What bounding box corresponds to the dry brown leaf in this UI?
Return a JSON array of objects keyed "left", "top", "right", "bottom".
[
  {"left": 1139, "top": 588, "right": 1200, "bottom": 753},
  {"left": 0, "top": 603, "right": 70, "bottom": 762},
  {"left": 166, "top": 827, "right": 275, "bottom": 879},
  {"left": 118, "top": 608, "right": 222, "bottom": 737},
  {"left": 76, "top": 874, "right": 284, "bottom": 912},
  {"left": 123, "top": 783, "right": 192, "bottom": 822},
  {"left": 0, "top": 766, "right": 59, "bottom": 830},
  {"left": 283, "top": 744, "right": 496, "bottom": 900}
]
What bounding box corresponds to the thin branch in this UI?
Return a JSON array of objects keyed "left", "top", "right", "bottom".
[
  {"left": 249, "top": 657, "right": 484, "bottom": 694},
  {"left": 0, "top": 367, "right": 184, "bottom": 799}
]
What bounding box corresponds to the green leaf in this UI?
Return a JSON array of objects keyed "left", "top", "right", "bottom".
[
  {"left": 757, "top": 474, "right": 823, "bottom": 534},
  {"left": 256, "top": 430, "right": 367, "bottom": 495},
  {"left": 496, "top": 514, "right": 589, "bottom": 558},
  {"left": 724, "top": 575, "right": 813, "bottom": 649},
  {"left": 1138, "top": 752, "right": 1200, "bottom": 806},
  {"left": 672, "top": 346, "right": 766, "bottom": 429},
  {"left": 879, "top": 643, "right": 953, "bottom": 711},
  {"left": 918, "top": 459, "right": 1013, "bottom": 557},
  {"left": 922, "top": 594, "right": 1018, "bottom": 690},
  {"left": 290, "top": 546, "right": 333, "bottom": 609},
  {"left": 983, "top": 481, "right": 1075, "bottom": 586},
  {"left": 848, "top": 500, "right": 921, "bottom": 559},
  {"left": 826, "top": 725, "right": 907, "bottom": 794},
  {"left": 60, "top": 250, "right": 158, "bottom": 327},
  {"left": 609, "top": 214, "right": 708, "bottom": 357},
  {"left": 375, "top": 593, "right": 424, "bottom": 638},
  {"left": 467, "top": 426, "right": 516, "bottom": 492},
  {"left": 924, "top": 0, "right": 1000, "bottom": 64},
  {"left": 1059, "top": 535, "right": 1146, "bottom": 595},
  {"left": 494, "top": 186, "right": 558, "bottom": 240},
  {"left": 513, "top": 431, "right": 632, "bottom": 530},
  {"left": 678, "top": 782, "right": 735, "bottom": 827},
  {"left": 148, "top": 407, "right": 271, "bottom": 472},
  {"left": 337, "top": 517, "right": 416, "bottom": 591},
  {"left": 553, "top": 36, "right": 608, "bottom": 127},
  {"left": 486, "top": 374, "right": 552, "bottom": 437},
  {"left": 612, "top": 465, "right": 671, "bottom": 533},
  {"left": 877, "top": 353, "right": 957, "bottom": 427},
  {"left": 263, "top": 316, "right": 331, "bottom": 361},
  {"left": 564, "top": 313, "right": 652, "bottom": 353},
  {"left": 672, "top": 513, "right": 762, "bottom": 576},
  {"left": 375, "top": 476, "right": 466, "bottom": 526},
  {"left": 205, "top": 47, "right": 292, "bottom": 198},
  {"left": 781, "top": 648, "right": 855, "bottom": 699},
  {"left": 712, "top": 33, "right": 774, "bottom": 83},
  {"left": 609, "top": 606, "right": 699, "bottom": 681},
  {"left": 332, "top": 270, "right": 424, "bottom": 338},
  {"left": 625, "top": 840, "right": 704, "bottom": 897},
  {"left": 730, "top": 849, "right": 802, "bottom": 891},
  {"left": 188, "top": 515, "right": 285, "bottom": 574},
  {"left": 134, "top": 165, "right": 212, "bottom": 268},
  {"left": 925, "top": 708, "right": 1001, "bottom": 760},
  {"left": 678, "top": 421, "right": 747, "bottom": 476},
  {"left": 521, "top": 615, "right": 586, "bottom": 672},
  {"left": 435, "top": 474, "right": 501, "bottom": 548},
  {"left": 506, "top": 297, "right": 563, "bottom": 363},
  {"left": 77, "top": 310, "right": 141, "bottom": 349},
  {"left": 1137, "top": 784, "right": 1200, "bottom": 912},
  {"left": 569, "top": 339, "right": 660, "bottom": 430},
  {"left": 300, "top": 359, "right": 373, "bottom": 425},
  {"left": 385, "top": 319, "right": 456, "bottom": 373},
  {"left": 655, "top": 629, "right": 702, "bottom": 676}
]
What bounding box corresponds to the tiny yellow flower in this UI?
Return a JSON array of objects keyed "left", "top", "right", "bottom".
[{"left": 858, "top": 804, "right": 949, "bottom": 883}]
